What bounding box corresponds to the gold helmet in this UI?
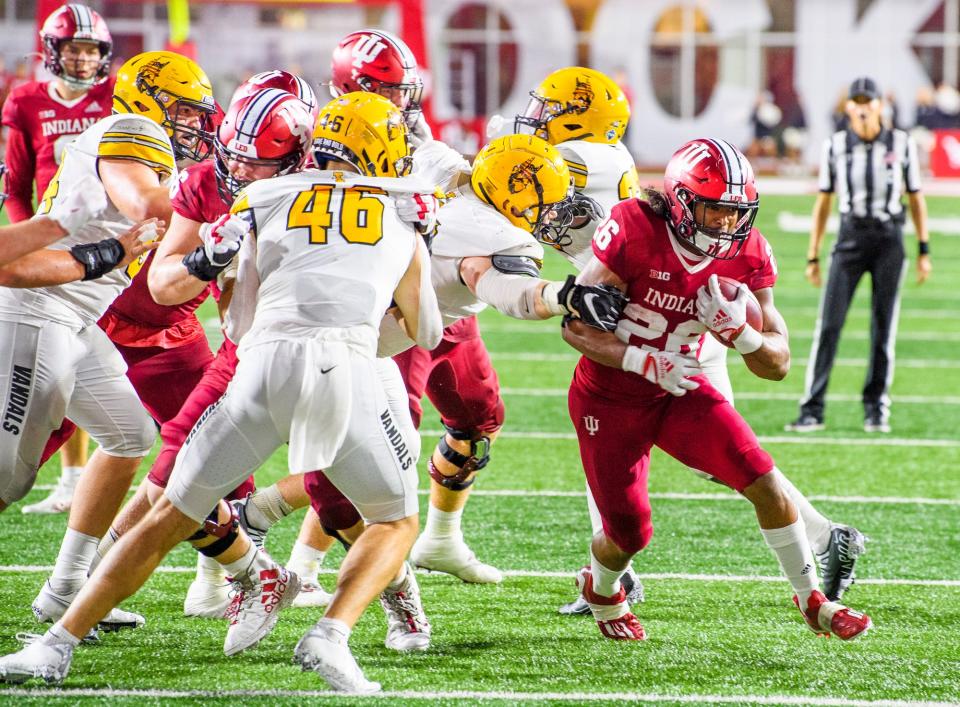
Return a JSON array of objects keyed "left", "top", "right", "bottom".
[
  {"left": 312, "top": 92, "right": 412, "bottom": 177},
  {"left": 470, "top": 134, "right": 574, "bottom": 233},
  {"left": 515, "top": 67, "right": 629, "bottom": 145},
  {"left": 113, "top": 51, "right": 217, "bottom": 161}
]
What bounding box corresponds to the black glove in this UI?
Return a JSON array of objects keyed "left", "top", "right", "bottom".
[
  {"left": 556, "top": 274, "right": 627, "bottom": 332},
  {"left": 70, "top": 238, "right": 125, "bottom": 281}
]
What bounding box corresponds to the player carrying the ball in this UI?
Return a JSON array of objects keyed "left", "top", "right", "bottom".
[{"left": 562, "top": 138, "right": 874, "bottom": 642}]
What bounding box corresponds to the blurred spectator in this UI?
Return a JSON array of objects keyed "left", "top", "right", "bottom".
[
  {"left": 781, "top": 93, "right": 808, "bottom": 168},
  {"left": 746, "top": 90, "right": 781, "bottom": 158},
  {"left": 831, "top": 87, "right": 849, "bottom": 131},
  {"left": 882, "top": 90, "right": 899, "bottom": 129},
  {"left": 933, "top": 82, "right": 960, "bottom": 128},
  {"left": 914, "top": 85, "right": 937, "bottom": 129}
]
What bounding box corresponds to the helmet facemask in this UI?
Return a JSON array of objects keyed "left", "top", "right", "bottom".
[
  {"left": 536, "top": 190, "right": 605, "bottom": 249},
  {"left": 214, "top": 143, "right": 300, "bottom": 203},
  {"left": 0, "top": 163, "right": 7, "bottom": 213},
  {"left": 514, "top": 92, "right": 567, "bottom": 141},
  {"left": 673, "top": 187, "right": 758, "bottom": 260},
  {"left": 48, "top": 37, "right": 111, "bottom": 90},
  {"left": 354, "top": 75, "right": 424, "bottom": 128},
  {"left": 137, "top": 74, "right": 215, "bottom": 162}
]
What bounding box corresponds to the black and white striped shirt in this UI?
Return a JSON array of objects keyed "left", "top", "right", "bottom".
[{"left": 818, "top": 128, "right": 921, "bottom": 221}]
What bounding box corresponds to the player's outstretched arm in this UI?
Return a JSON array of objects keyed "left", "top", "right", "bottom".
[
  {"left": 0, "top": 218, "right": 162, "bottom": 287},
  {"left": 148, "top": 211, "right": 208, "bottom": 305},
  {"left": 0, "top": 217, "right": 68, "bottom": 266},
  {"left": 99, "top": 158, "right": 173, "bottom": 224},
  {"left": 393, "top": 235, "right": 443, "bottom": 350}
]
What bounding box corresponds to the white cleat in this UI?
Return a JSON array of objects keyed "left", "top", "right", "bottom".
[
  {"left": 0, "top": 634, "right": 73, "bottom": 684},
  {"left": 380, "top": 563, "right": 431, "bottom": 652},
  {"left": 294, "top": 626, "right": 381, "bottom": 693},
  {"left": 183, "top": 579, "right": 232, "bottom": 619},
  {"left": 32, "top": 580, "right": 145, "bottom": 633},
  {"left": 291, "top": 577, "right": 332, "bottom": 609},
  {"left": 410, "top": 534, "right": 502, "bottom": 584},
  {"left": 21, "top": 480, "right": 76, "bottom": 515},
  {"left": 223, "top": 566, "right": 299, "bottom": 656}
]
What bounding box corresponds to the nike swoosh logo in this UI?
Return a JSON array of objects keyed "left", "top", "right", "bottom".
[
  {"left": 320, "top": 366, "right": 337, "bottom": 374},
  {"left": 582, "top": 293, "right": 601, "bottom": 321}
]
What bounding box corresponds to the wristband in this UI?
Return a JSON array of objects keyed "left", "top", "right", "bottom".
[
  {"left": 918, "top": 241, "right": 930, "bottom": 256},
  {"left": 540, "top": 280, "right": 567, "bottom": 317},
  {"left": 621, "top": 345, "right": 648, "bottom": 374},
  {"left": 70, "top": 238, "right": 125, "bottom": 281},
  {"left": 732, "top": 325, "right": 764, "bottom": 355}
]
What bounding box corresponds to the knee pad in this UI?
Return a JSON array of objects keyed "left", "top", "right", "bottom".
[
  {"left": 428, "top": 424, "right": 493, "bottom": 492},
  {"left": 187, "top": 504, "right": 240, "bottom": 557}
]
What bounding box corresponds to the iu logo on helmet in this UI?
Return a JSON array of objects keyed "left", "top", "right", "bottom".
[
  {"left": 676, "top": 141, "right": 711, "bottom": 171},
  {"left": 351, "top": 33, "right": 388, "bottom": 69}
]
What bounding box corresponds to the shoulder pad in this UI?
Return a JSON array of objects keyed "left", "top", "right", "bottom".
[
  {"left": 98, "top": 116, "right": 175, "bottom": 178},
  {"left": 491, "top": 254, "right": 541, "bottom": 278}
]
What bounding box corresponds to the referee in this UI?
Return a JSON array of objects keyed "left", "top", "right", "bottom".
[{"left": 787, "top": 77, "right": 931, "bottom": 434}]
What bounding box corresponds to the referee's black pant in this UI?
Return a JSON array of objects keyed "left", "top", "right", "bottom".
[{"left": 799, "top": 219, "right": 907, "bottom": 423}]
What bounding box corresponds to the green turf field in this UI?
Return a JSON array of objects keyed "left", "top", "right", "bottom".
[{"left": 0, "top": 193, "right": 958, "bottom": 705}]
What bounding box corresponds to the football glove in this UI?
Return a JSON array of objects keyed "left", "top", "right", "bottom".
[
  {"left": 184, "top": 213, "right": 250, "bottom": 281},
  {"left": 554, "top": 274, "right": 626, "bottom": 332},
  {"left": 396, "top": 192, "right": 440, "bottom": 235},
  {"left": 622, "top": 346, "right": 702, "bottom": 396},
  {"left": 696, "top": 273, "right": 749, "bottom": 344}
]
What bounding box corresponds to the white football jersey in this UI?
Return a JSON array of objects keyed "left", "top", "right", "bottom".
[
  {"left": 554, "top": 140, "right": 640, "bottom": 270},
  {"left": 232, "top": 169, "right": 419, "bottom": 355},
  {"left": 0, "top": 113, "right": 176, "bottom": 329},
  {"left": 411, "top": 139, "right": 470, "bottom": 193}
]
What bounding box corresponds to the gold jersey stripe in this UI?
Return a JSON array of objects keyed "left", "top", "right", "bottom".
[
  {"left": 564, "top": 159, "right": 589, "bottom": 189},
  {"left": 98, "top": 142, "right": 176, "bottom": 176},
  {"left": 564, "top": 158, "right": 588, "bottom": 173},
  {"left": 102, "top": 130, "right": 173, "bottom": 153}
]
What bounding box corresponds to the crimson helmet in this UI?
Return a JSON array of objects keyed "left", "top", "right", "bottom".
[
  {"left": 40, "top": 4, "right": 112, "bottom": 89},
  {"left": 215, "top": 88, "right": 314, "bottom": 202},
  {"left": 663, "top": 138, "right": 759, "bottom": 260},
  {"left": 231, "top": 70, "right": 320, "bottom": 120},
  {"left": 330, "top": 29, "right": 423, "bottom": 126}
]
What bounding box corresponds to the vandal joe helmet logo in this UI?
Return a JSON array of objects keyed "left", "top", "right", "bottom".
[
  {"left": 570, "top": 77, "right": 594, "bottom": 113},
  {"left": 137, "top": 59, "right": 170, "bottom": 85},
  {"left": 508, "top": 158, "right": 542, "bottom": 194}
]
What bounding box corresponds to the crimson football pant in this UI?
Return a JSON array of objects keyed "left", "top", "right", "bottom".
[
  {"left": 40, "top": 336, "right": 214, "bottom": 467},
  {"left": 568, "top": 368, "right": 774, "bottom": 555}
]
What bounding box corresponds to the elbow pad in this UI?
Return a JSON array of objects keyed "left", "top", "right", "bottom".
[{"left": 70, "top": 238, "right": 125, "bottom": 280}]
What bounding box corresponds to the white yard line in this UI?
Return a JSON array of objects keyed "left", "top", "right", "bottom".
[
  {"left": 0, "top": 687, "right": 953, "bottom": 706},
  {"left": 0, "top": 566, "right": 956, "bottom": 588},
  {"left": 500, "top": 387, "right": 960, "bottom": 405},
  {"left": 490, "top": 352, "right": 960, "bottom": 369},
  {"left": 419, "top": 428, "right": 960, "bottom": 448},
  {"left": 0, "top": 687, "right": 954, "bottom": 706}
]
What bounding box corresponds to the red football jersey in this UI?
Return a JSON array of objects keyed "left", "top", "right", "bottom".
[
  {"left": 0, "top": 77, "right": 114, "bottom": 221},
  {"left": 99, "top": 160, "right": 224, "bottom": 348},
  {"left": 577, "top": 198, "right": 778, "bottom": 403}
]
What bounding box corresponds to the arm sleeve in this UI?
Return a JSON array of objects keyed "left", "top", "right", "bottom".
[
  {"left": 817, "top": 136, "right": 835, "bottom": 194},
  {"left": 2, "top": 127, "right": 37, "bottom": 222},
  {"left": 903, "top": 134, "right": 922, "bottom": 193}
]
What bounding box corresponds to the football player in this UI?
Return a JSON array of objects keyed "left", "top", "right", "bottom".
[
  {"left": 5, "top": 50, "right": 216, "bottom": 636},
  {"left": 561, "top": 138, "right": 872, "bottom": 642},
  {"left": 0, "top": 92, "right": 443, "bottom": 694},
  {"left": 2, "top": 3, "right": 115, "bottom": 515},
  {"left": 517, "top": 67, "right": 865, "bottom": 609}
]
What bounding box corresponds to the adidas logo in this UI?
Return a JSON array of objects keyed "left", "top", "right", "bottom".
[{"left": 85, "top": 101, "right": 102, "bottom": 113}]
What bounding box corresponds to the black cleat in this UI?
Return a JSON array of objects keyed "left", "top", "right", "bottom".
[{"left": 817, "top": 524, "right": 867, "bottom": 601}]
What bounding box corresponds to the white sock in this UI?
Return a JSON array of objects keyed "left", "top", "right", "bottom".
[
  {"left": 773, "top": 469, "right": 832, "bottom": 555},
  {"left": 316, "top": 617, "right": 351, "bottom": 645},
  {"left": 760, "top": 519, "right": 818, "bottom": 608},
  {"left": 88, "top": 527, "right": 120, "bottom": 576},
  {"left": 586, "top": 483, "right": 604, "bottom": 535},
  {"left": 45, "top": 622, "right": 82, "bottom": 647},
  {"left": 590, "top": 550, "right": 624, "bottom": 598},
  {"left": 387, "top": 562, "right": 408, "bottom": 590},
  {"left": 59, "top": 466, "right": 84, "bottom": 488},
  {"left": 195, "top": 551, "right": 227, "bottom": 585},
  {"left": 287, "top": 540, "right": 326, "bottom": 578},
  {"left": 248, "top": 485, "right": 293, "bottom": 529},
  {"left": 423, "top": 506, "right": 463, "bottom": 539},
  {"left": 222, "top": 544, "right": 275, "bottom": 587},
  {"left": 49, "top": 529, "right": 99, "bottom": 595}
]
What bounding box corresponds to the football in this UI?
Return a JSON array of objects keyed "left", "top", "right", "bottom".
[{"left": 710, "top": 276, "right": 764, "bottom": 349}]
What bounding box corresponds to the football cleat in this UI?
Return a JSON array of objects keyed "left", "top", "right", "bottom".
[
  {"left": 410, "top": 534, "right": 502, "bottom": 584},
  {"left": 294, "top": 625, "right": 381, "bottom": 693},
  {"left": 0, "top": 634, "right": 73, "bottom": 685},
  {"left": 784, "top": 414, "right": 825, "bottom": 433},
  {"left": 183, "top": 578, "right": 232, "bottom": 619},
  {"left": 223, "top": 566, "right": 299, "bottom": 656},
  {"left": 559, "top": 567, "right": 645, "bottom": 615},
  {"left": 21, "top": 479, "right": 76, "bottom": 515},
  {"left": 32, "top": 580, "right": 145, "bottom": 633},
  {"left": 794, "top": 590, "right": 872, "bottom": 640},
  {"left": 575, "top": 567, "right": 646, "bottom": 641},
  {"left": 231, "top": 495, "right": 267, "bottom": 550},
  {"left": 817, "top": 524, "right": 867, "bottom": 602},
  {"left": 291, "top": 578, "right": 332, "bottom": 609},
  {"left": 380, "top": 563, "right": 431, "bottom": 652}
]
